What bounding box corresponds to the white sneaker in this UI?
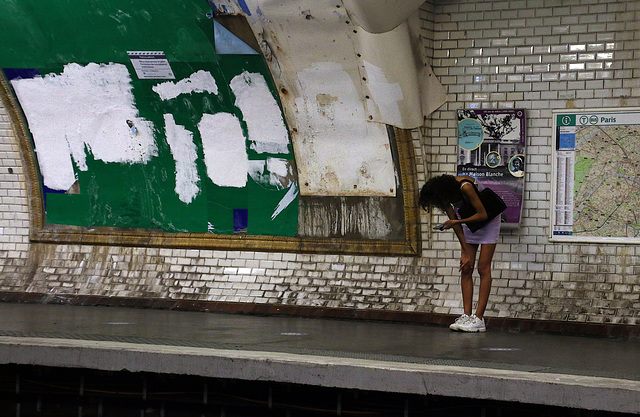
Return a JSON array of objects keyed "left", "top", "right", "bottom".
[
  {"left": 457, "top": 315, "right": 486, "bottom": 332},
  {"left": 449, "top": 314, "right": 471, "bottom": 331}
]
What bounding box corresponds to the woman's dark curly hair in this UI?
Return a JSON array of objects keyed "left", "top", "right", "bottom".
[{"left": 419, "top": 174, "right": 462, "bottom": 212}]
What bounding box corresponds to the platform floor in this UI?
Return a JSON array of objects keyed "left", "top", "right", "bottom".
[{"left": 0, "top": 302, "right": 638, "bottom": 414}]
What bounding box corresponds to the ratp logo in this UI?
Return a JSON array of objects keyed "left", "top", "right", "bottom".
[{"left": 578, "top": 115, "right": 598, "bottom": 125}]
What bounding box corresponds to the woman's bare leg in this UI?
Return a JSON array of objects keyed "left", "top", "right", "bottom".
[
  {"left": 475, "top": 243, "right": 497, "bottom": 319},
  {"left": 460, "top": 244, "right": 478, "bottom": 315}
]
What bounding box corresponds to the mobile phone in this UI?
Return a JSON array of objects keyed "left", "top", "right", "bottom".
[{"left": 433, "top": 224, "right": 444, "bottom": 231}]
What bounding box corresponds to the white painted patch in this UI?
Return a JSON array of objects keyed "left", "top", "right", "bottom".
[
  {"left": 294, "top": 62, "right": 396, "bottom": 196},
  {"left": 230, "top": 71, "right": 289, "bottom": 154},
  {"left": 163, "top": 114, "right": 200, "bottom": 204},
  {"left": 363, "top": 61, "right": 403, "bottom": 126},
  {"left": 152, "top": 70, "right": 219, "bottom": 101},
  {"left": 198, "top": 113, "right": 248, "bottom": 188},
  {"left": 266, "top": 158, "right": 292, "bottom": 185},
  {"left": 11, "top": 62, "right": 156, "bottom": 191},
  {"left": 272, "top": 183, "right": 298, "bottom": 220},
  {"left": 247, "top": 158, "right": 293, "bottom": 190}
]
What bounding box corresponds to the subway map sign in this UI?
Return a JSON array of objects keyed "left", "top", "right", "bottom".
[{"left": 552, "top": 108, "right": 640, "bottom": 242}]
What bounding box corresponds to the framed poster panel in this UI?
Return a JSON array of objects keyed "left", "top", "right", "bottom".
[
  {"left": 551, "top": 108, "right": 640, "bottom": 243},
  {"left": 0, "top": 1, "right": 421, "bottom": 256},
  {"left": 457, "top": 109, "right": 526, "bottom": 229}
]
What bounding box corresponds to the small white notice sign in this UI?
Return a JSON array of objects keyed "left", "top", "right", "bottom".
[{"left": 127, "top": 51, "right": 175, "bottom": 80}]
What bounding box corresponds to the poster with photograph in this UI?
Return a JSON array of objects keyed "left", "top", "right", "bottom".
[{"left": 457, "top": 109, "right": 526, "bottom": 228}]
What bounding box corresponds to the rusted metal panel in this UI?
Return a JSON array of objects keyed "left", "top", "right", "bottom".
[{"left": 208, "top": 0, "right": 445, "bottom": 197}]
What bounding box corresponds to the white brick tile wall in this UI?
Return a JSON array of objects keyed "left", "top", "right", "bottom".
[{"left": 0, "top": 0, "right": 638, "bottom": 325}]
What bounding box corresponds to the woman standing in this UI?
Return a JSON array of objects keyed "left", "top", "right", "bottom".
[{"left": 419, "top": 174, "right": 500, "bottom": 332}]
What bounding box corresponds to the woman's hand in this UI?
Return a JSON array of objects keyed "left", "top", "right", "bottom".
[
  {"left": 459, "top": 249, "right": 473, "bottom": 272},
  {"left": 442, "top": 219, "right": 458, "bottom": 230}
]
